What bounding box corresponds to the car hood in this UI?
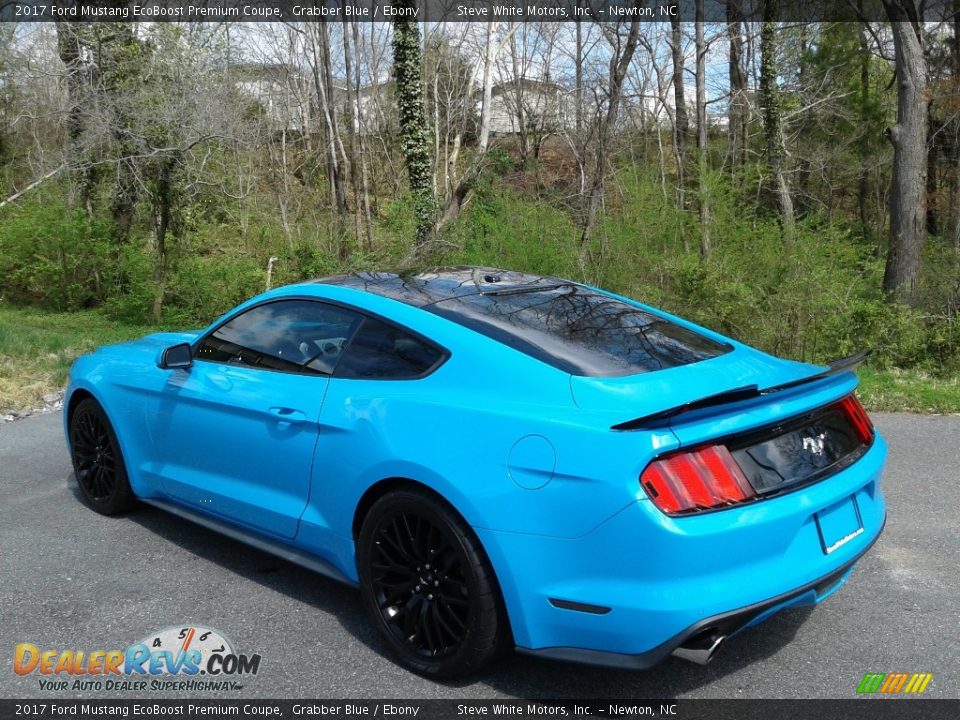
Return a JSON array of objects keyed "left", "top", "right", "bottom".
[
  {"left": 99, "top": 330, "right": 201, "bottom": 356},
  {"left": 569, "top": 344, "right": 822, "bottom": 417}
]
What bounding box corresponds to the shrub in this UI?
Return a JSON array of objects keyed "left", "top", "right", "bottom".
[{"left": 0, "top": 196, "right": 113, "bottom": 310}]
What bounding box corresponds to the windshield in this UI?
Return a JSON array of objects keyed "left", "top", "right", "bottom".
[{"left": 426, "top": 285, "right": 733, "bottom": 377}]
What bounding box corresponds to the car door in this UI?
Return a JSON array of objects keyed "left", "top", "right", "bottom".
[
  {"left": 308, "top": 314, "right": 448, "bottom": 533},
  {"left": 147, "top": 299, "right": 363, "bottom": 539}
]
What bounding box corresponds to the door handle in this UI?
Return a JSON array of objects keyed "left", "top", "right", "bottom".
[{"left": 268, "top": 407, "right": 308, "bottom": 424}]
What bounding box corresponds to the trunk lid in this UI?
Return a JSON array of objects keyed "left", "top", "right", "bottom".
[{"left": 571, "top": 345, "right": 862, "bottom": 448}]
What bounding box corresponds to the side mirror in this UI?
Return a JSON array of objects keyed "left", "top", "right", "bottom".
[{"left": 158, "top": 343, "right": 193, "bottom": 370}]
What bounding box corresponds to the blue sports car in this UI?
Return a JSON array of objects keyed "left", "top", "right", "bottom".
[{"left": 64, "top": 267, "right": 886, "bottom": 678}]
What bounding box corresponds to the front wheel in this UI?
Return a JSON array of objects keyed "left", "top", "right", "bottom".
[
  {"left": 69, "top": 397, "right": 135, "bottom": 515},
  {"left": 357, "top": 488, "right": 506, "bottom": 678}
]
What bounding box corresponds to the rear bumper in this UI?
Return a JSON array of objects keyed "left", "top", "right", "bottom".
[
  {"left": 517, "top": 516, "right": 883, "bottom": 669},
  {"left": 477, "top": 433, "right": 887, "bottom": 665}
]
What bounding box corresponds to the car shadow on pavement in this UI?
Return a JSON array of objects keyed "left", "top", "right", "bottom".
[
  {"left": 476, "top": 608, "right": 815, "bottom": 698},
  {"left": 94, "top": 482, "right": 815, "bottom": 699}
]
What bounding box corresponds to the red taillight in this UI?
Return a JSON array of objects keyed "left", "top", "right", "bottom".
[
  {"left": 640, "top": 393, "right": 874, "bottom": 516},
  {"left": 640, "top": 444, "right": 756, "bottom": 515},
  {"left": 838, "top": 394, "right": 874, "bottom": 444}
]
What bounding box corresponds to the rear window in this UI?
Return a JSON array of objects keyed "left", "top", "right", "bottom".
[
  {"left": 334, "top": 317, "right": 445, "bottom": 379},
  {"left": 426, "top": 285, "right": 732, "bottom": 377}
]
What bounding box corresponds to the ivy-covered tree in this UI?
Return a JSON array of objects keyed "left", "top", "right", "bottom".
[
  {"left": 99, "top": 21, "right": 146, "bottom": 244},
  {"left": 392, "top": 2, "right": 433, "bottom": 253}
]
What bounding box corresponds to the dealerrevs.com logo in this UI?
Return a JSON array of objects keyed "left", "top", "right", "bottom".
[
  {"left": 14, "top": 625, "right": 262, "bottom": 692},
  {"left": 856, "top": 672, "right": 934, "bottom": 695}
]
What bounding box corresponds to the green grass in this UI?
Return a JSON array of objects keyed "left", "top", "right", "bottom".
[
  {"left": 0, "top": 304, "right": 160, "bottom": 412},
  {"left": 857, "top": 365, "right": 960, "bottom": 414},
  {"left": 0, "top": 305, "right": 956, "bottom": 415}
]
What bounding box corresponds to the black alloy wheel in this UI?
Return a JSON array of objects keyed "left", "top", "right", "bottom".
[
  {"left": 358, "top": 488, "right": 506, "bottom": 678},
  {"left": 69, "top": 398, "right": 134, "bottom": 515}
]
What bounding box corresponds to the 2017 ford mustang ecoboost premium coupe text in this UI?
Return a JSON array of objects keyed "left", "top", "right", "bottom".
[{"left": 65, "top": 267, "right": 886, "bottom": 678}]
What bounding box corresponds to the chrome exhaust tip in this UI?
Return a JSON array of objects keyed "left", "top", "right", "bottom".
[{"left": 670, "top": 633, "right": 725, "bottom": 665}]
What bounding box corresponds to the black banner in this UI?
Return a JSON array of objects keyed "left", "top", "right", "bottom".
[
  {"left": 1, "top": 699, "right": 958, "bottom": 720},
  {"left": 0, "top": 0, "right": 957, "bottom": 24}
]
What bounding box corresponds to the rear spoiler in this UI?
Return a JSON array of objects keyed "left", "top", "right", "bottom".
[{"left": 612, "top": 349, "right": 873, "bottom": 431}]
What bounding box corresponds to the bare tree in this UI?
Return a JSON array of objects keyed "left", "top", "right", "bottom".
[
  {"left": 342, "top": 18, "right": 375, "bottom": 251},
  {"left": 349, "top": 18, "right": 375, "bottom": 252},
  {"left": 247, "top": 25, "right": 313, "bottom": 248},
  {"left": 669, "top": 9, "right": 691, "bottom": 210},
  {"left": 434, "top": 21, "right": 522, "bottom": 236},
  {"left": 54, "top": 21, "right": 97, "bottom": 214},
  {"left": 307, "top": 23, "right": 349, "bottom": 230},
  {"left": 508, "top": 26, "right": 531, "bottom": 166},
  {"left": 1, "top": 25, "right": 69, "bottom": 209},
  {"left": 695, "top": 2, "right": 710, "bottom": 256},
  {"left": 575, "top": 20, "right": 584, "bottom": 134},
  {"left": 494, "top": 23, "right": 564, "bottom": 166},
  {"left": 726, "top": 1, "right": 748, "bottom": 171},
  {"left": 578, "top": 15, "right": 643, "bottom": 270}
]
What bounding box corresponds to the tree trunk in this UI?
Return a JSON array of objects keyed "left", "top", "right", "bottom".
[
  {"left": 881, "top": 2, "right": 927, "bottom": 303},
  {"left": 435, "top": 20, "right": 503, "bottom": 236},
  {"left": 55, "top": 22, "right": 97, "bottom": 215},
  {"left": 726, "top": 1, "right": 747, "bottom": 171},
  {"left": 477, "top": 20, "right": 497, "bottom": 155},
  {"left": 309, "top": 24, "right": 348, "bottom": 223},
  {"left": 575, "top": 21, "right": 583, "bottom": 135},
  {"left": 55, "top": 23, "right": 84, "bottom": 157},
  {"left": 432, "top": 63, "right": 441, "bottom": 202},
  {"left": 926, "top": 101, "right": 938, "bottom": 236},
  {"left": 857, "top": 12, "right": 872, "bottom": 243},
  {"left": 103, "top": 22, "right": 141, "bottom": 245},
  {"left": 0, "top": 165, "right": 67, "bottom": 211},
  {"left": 578, "top": 16, "right": 643, "bottom": 268},
  {"left": 669, "top": 11, "right": 690, "bottom": 210},
  {"left": 695, "top": 3, "right": 710, "bottom": 257},
  {"left": 151, "top": 157, "right": 176, "bottom": 323},
  {"left": 759, "top": 3, "right": 795, "bottom": 243},
  {"left": 510, "top": 30, "right": 529, "bottom": 166},
  {"left": 393, "top": 3, "right": 434, "bottom": 252},
  {"left": 949, "top": 0, "right": 960, "bottom": 251},
  {"left": 351, "top": 18, "right": 375, "bottom": 252},
  {"left": 342, "top": 19, "right": 364, "bottom": 248}
]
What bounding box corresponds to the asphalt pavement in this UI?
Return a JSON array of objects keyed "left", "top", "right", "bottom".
[{"left": 0, "top": 411, "right": 957, "bottom": 699}]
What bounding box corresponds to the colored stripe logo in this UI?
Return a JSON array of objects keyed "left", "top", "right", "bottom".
[{"left": 857, "top": 672, "right": 933, "bottom": 694}]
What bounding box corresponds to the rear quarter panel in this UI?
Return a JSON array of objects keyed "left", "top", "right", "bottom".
[{"left": 290, "top": 285, "right": 686, "bottom": 578}]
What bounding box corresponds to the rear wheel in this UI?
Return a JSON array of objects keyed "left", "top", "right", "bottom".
[
  {"left": 69, "top": 398, "right": 135, "bottom": 515},
  {"left": 357, "top": 488, "right": 505, "bottom": 678}
]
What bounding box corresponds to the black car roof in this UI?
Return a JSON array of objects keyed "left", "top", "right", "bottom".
[
  {"left": 313, "top": 267, "right": 571, "bottom": 307},
  {"left": 313, "top": 266, "right": 733, "bottom": 377}
]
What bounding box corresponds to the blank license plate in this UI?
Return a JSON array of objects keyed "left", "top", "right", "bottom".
[{"left": 815, "top": 495, "right": 864, "bottom": 555}]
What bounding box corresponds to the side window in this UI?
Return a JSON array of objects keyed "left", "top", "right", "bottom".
[
  {"left": 196, "top": 300, "right": 362, "bottom": 375},
  {"left": 334, "top": 317, "right": 444, "bottom": 380}
]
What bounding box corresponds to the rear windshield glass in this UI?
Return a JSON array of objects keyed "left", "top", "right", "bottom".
[{"left": 426, "top": 285, "right": 732, "bottom": 377}]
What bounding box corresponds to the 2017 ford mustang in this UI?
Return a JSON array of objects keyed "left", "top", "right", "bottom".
[{"left": 64, "top": 267, "right": 886, "bottom": 678}]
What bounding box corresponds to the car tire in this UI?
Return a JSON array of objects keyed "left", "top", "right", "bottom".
[
  {"left": 68, "top": 397, "right": 135, "bottom": 516},
  {"left": 357, "top": 488, "right": 506, "bottom": 678}
]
